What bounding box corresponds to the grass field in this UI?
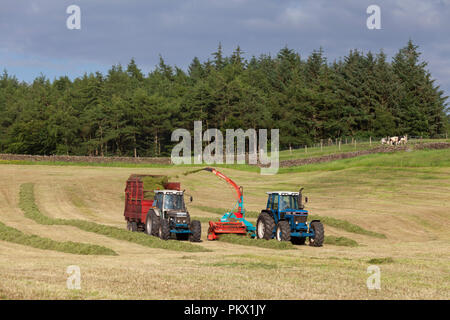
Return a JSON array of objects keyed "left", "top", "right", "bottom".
[{"left": 0, "top": 147, "right": 449, "bottom": 299}]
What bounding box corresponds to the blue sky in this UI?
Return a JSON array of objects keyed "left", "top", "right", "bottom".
[{"left": 1, "top": 0, "right": 449, "bottom": 100}]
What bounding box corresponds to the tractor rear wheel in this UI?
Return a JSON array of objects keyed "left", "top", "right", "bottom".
[
  {"left": 256, "top": 212, "right": 275, "bottom": 240},
  {"left": 189, "top": 220, "right": 202, "bottom": 242},
  {"left": 146, "top": 210, "right": 160, "bottom": 236},
  {"left": 159, "top": 219, "right": 170, "bottom": 240},
  {"left": 275, "top": 221, "right": 291, "bottom": 241},
  {"left": 309, "top": 221, "right": 324, "bottom": 247}
]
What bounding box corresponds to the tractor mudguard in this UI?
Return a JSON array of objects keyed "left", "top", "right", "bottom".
[
  {"left": 152, "top": 208, "right": 161, "bottom": 217},
  {"left": 261, "top": 209, "right": 273, "bottom": 218}
]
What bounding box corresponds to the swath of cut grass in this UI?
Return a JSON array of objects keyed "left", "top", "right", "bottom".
[
  {"left": 0, "top": 221, "right": 117, "bottom": 256},
  {"left": 190, "top": 216, "right": 213, "bottom": 223},
  {"left": 207, "top": 261, "right": 278, "bottom": 269},
  {"left": 19, "top": 183, "right": 210, "bottom": 253},
  {"left": 308, "top": 214, "right": 386, "bottom": 239},
  {"left": 324, "top": 235, "right": 359, "bottom": 247},
  {"left": 217, "top": 234, "right": 295, "bottom": 250},
  {"left": 368, "top": 257, "right": 395, "bottom": 264},
  {"left": 193, "top": 205, "right": 385, "bottom": 238}
]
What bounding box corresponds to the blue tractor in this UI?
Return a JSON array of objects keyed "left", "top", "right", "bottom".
[{"left": 256, "top": 189, "right": 324, "bottom": 246}]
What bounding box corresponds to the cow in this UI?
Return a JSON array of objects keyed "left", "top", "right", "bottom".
[
  {"left": 389, "top": 136, "right": 399, "bottom": 145},
  {"left": 398, "top": 135, "right": 408, "bottom": 145}
]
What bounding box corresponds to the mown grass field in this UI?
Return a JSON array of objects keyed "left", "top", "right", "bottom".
[{"left": 0, "top": 147, "right": 449, "bottom": 299}]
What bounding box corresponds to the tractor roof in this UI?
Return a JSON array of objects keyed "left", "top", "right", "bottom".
[{"left": 266, "top": 191, "right": 299, "bottom": 195}]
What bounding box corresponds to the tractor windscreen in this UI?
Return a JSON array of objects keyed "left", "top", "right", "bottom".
[
  {"left": 163, "top": 193, "right": 185, "bottom": 211},
  {"left": 280, "top": 195, "right": 299, "bottom": 210}
]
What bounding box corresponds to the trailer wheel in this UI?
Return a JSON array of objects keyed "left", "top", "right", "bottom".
[
  {"left": 275, "top": 220, "right": 291, "bottom": 242},
  {"left": 309, "top": 221, "right": 324, "bottom": 247},
  {"left": 291, "top": 237, "right": 306, "bottom": 245},
  {"left": 189, "top": 220, "right": 202, "bottom": 242},
  {"left": 256, "top": 212, "right": 275, "bottom": 240},
  {"left": 158, "top": 219, "right": 170, "bottom": 240},
  {"left": 131, "top": 221, "right": 138, "bottom": 232},
  {"left": 126, "top": 221, "right": 132, "bottom": 231},
  {"left": 146, "top": 210, "right": 160, "bottom": 236}
]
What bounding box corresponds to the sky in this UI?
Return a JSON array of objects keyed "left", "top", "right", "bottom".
[{"left": 0, "top": 0, "right": 449, "bottom": 100}]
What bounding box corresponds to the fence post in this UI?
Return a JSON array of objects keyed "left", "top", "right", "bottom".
[
  {"left": 370, "top": 136, "right": 372, "bottom": 146},
  {"left": 321, "top": 140, "right": 323, "bottom": 151},
  {"left": 305, "top": 145, "right": 307, "bottom": 154},
  {"left": 339, "top": 139, "right": 341, "bottom": 150}
]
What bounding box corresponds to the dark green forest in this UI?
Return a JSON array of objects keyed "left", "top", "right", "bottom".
[{"left": 0, "top": 40, "right": 448, "bottom": 157}]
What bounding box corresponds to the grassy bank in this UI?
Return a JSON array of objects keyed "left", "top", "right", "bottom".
[{"left": 279, "top": 148, "right": 450, "bottom": 174}]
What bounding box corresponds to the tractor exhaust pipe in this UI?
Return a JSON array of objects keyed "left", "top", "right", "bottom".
[{"left": 298, "top": 187, "right": 304, "bottom": 209}]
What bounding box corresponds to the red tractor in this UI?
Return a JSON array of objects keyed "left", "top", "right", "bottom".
[{"left": 123, "top": 174, "right": 201, "bottom": 242}]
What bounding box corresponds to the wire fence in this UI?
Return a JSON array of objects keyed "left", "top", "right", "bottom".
[{"left": 282, "top": 134, "right": 449, "bottom": 154}]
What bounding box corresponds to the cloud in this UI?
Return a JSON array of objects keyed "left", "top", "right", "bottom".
[{"left": 0, "top": 0, "right": 448, "bottom": 99}]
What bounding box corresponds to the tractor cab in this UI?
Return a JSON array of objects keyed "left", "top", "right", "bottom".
[
  {"left": 266, "top": 191, "right": 308, "bottom": 215},
  {"left": 154, "top": 190, "right": 186, "bottom": 213}
]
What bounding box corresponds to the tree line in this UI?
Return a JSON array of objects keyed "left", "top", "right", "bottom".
[{"left": 0, "top": 40, "right": 448, "bottom": 157}]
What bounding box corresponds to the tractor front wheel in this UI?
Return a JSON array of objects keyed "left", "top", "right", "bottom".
[
  {"left": 146, "top": 210, "right": 160, "bottom": 236},
  {"left": 256, "top": 212, "right": 275, "bottom": 240},
  {"left": 275, "top": 221, "right": 291, "bottom": 242},
  {"left": 309, "top": 221, "right": 324, "bottom": 247},
  {"left": 159, "top": 219, "right": 170, "bottom": 240},
  {"left": 189, "top": 220, "right": 202, "bottom": 242}
]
